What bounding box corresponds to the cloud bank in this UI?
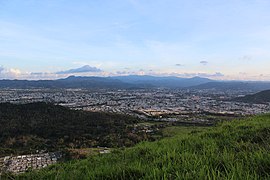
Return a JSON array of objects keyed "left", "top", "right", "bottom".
[
  {"left": 0, "top": 66, "right": 22, "bottom": 79},
  {"left": 1, "top": 65, "right": 269, "bottom": 81}
]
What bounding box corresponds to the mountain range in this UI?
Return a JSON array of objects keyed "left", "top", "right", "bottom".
[
  {"left": 191, "top": 81, "right": 270, "bottom": 91},
  {"left": 111, "top": 75, "right": 212, "bottom": 88},
  {"left": 0, "top": 75, "right": 270, "bottom": 91}
]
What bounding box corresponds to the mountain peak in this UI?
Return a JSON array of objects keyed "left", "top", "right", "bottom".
[{"left": 56, "top": 65, "right": 102, "bottom": 74}]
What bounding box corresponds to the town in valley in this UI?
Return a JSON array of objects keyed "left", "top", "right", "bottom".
[{"left": 1, "top": 88, "right": 269, "bottom": 125}]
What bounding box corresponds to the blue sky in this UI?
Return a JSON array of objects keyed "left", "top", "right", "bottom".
[{"left": 1, "top": 0, "right": 270, "bottom": 80}]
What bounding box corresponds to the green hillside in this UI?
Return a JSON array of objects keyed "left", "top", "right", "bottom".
[
  {"left": 14, "top": 114, "right": 270, "bottom": 179},
  {"left": 235, "top": 90, "right": 270, "bottom": 104}
]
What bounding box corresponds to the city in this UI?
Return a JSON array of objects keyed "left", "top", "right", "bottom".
[{"left": 1, "top": 88, "right": 269, "bottom": 124}]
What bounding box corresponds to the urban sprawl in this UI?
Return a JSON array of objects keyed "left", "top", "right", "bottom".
[{"left": 1, "top": 88, "right": 269, "bottom": 125}]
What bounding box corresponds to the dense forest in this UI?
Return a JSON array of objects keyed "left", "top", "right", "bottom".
[{"left": 0, "top": 102, "right": 156, "bottom": 156}]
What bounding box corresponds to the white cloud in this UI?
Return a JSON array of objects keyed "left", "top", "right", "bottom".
[
  {"left": 0, "top": 66, "right": 22, "bottom": 79},
  {"left": 9, "top": 68, "right": 21, "bottom": 76}
]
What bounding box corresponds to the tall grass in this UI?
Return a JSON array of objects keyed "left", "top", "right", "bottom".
[{"left": 15, "top": 114, "right": 270, "bottom": 179}]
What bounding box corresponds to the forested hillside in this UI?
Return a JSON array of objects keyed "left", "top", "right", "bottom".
[
  {"left": 234, "top": 90, "right": 270, "bottom": 104},
  {"left": 0, "top": 103, "right": 153, "bottom": 156}
]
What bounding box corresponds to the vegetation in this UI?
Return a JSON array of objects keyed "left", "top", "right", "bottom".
[
  {"left": 0, "top": 102, "right": 158, "bottom": 156},
  {"left": 234, "top": 89, "right": 270, "bottom": 104},
  {"left": 13, "top": 113, "right": 270, "bottom": 179}
]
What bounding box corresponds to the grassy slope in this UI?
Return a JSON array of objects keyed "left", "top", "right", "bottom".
[{"left": 16, "top": 114, "right": 270, "bottom": 179}]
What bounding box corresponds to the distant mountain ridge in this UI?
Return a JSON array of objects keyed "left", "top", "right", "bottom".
[
  {"left": 234, "top": 90, "right": 270, "bottom": 104},
  {"left": 110, "top": 75, "right": 213, "bottom": 88},
  {"left": 0, "top": 76, "right": 136, "bottom": 89},
  {"left": 191, "top": 81, "right": 270, "bottom": 91},
  {"left": 0, "top": 75, "right": 212, "bottom": 89},
  {"left": 0, "top": 75, "right": 270, "bottom": 90}
]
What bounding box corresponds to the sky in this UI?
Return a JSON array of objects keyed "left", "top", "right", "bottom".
[{"left": 1, "top": 0, "right": 270, "bottom": 80}]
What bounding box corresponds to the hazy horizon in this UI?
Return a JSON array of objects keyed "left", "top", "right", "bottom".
[{"left": 1, "top": 0, "right": 270, "bottom": 81}]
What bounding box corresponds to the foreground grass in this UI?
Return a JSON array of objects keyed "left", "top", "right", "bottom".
[{"left": 15, "top": 114, "right": 270, "bottom": 179}]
